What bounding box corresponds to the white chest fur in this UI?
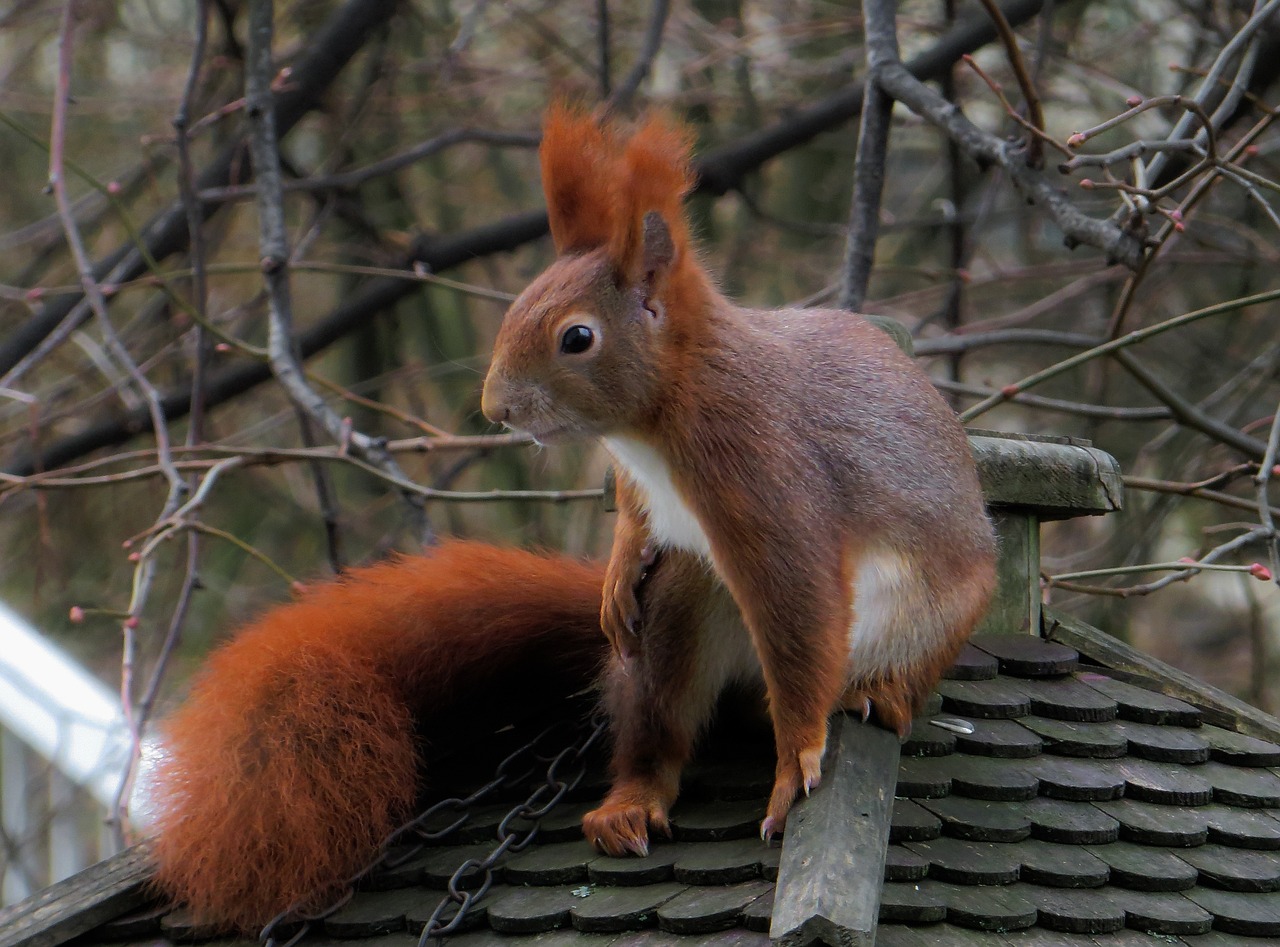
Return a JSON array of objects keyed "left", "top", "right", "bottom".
[{"left": 604, "top": 435, "right": 713, "bottom": 558}]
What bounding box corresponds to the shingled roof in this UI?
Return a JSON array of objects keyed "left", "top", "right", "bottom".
[
  {"left": 13, "top": 629, "right": 1279, "bottom": 947},
  {"left": 4, "top": 434, "right": 1279, "bottom": 947}
]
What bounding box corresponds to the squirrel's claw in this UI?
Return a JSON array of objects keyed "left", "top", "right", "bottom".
[
  {"left": 760, "top": 816, "right": 781, "bottom": 844},
  {"left": 622, "top": 835, "right": 650, "bottom": 858},
  {"left": 583, "top": 798, "right": 669, "bottom": 859}
]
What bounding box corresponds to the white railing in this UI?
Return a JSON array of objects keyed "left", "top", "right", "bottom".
[{"left": 0, "top": 602, "right": 130, "bottom": 904}]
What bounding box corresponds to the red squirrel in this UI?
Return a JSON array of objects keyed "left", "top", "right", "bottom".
[
  {"left": 149, "top": 105, "right": 994, "bottom": 931},
  {"left": 481, "top": 105, "right": 996, "bottom": 854}
]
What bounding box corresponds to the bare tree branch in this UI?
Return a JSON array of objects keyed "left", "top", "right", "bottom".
[
  {"left": 1, "top": 0, "right": 1073, "bottom": 477},
  {"left": 606, "top": 0, "right": 670, "bottom": 113},
  {"left": 1142, "top": 0, "right": 1280, "bottom": 186},
  {"left": 245, "top": 0, "right": 429, "bottom": 541},
  {"left": 1113, "top": 350, "right": 1268, "bottom": 460},
  {"left": 960, "top": 286, "right": 1280, "bottom": 426},
  {"left": 876, "top": 61, "right": 1147, "bottom": 268},
  {"left": 0, "top": 0, "right": 401, "bottom": 378},
  {"left": 839, "top": 0, "right": 899, "bottom": 312},
  {"left": 597, "top": 0, "right": 612, "bottom": 99}
]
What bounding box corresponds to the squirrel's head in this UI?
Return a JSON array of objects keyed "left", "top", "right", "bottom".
[{"left": 482, "top": 104, "right": 702, "bottom": 442}]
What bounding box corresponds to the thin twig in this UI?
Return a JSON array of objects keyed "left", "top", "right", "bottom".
[
  {"left": 961, "top": 53, "right": 1068, "bottom": 157},
  {"left": 5, "top": 432, "right": 532, "bottom": 485},
  {"left": 1124, "top": 476, "right": 1280, "bottom": 520},
  {"left": 973, "top": 0, "right": 1046, "bottom": 166},
  {"left": 914, "top": 327, "right": 1100, "bottom": 356},
  {"left": 605, "top": 0, "right": 670, "bottom": 113},
  {"left": 1045, "top": 526, "right": 1272, "bottom": 598},
  {"left": 309, "top": 373, "right": 452, "bottom": 437},
  {"left": 197, "top": 128, "right": 538, "bottom": 202},
  {"left": 1058, "top": 139, "right": 1201, "bottom": 173},
  {"left": 1121, "top": 476, "right": 1280, "bottom": 522},
  {"left": 1068, "top": 95, "right": 1218, "bottom": 168},
  {"left": 1051, "top": 558, "right": 1266, "bottom": 582},
  {"left": 959, "top": 285, "right": 1280, "bottom": 424},
  {"left": 935, "top": 378, "right": 1170, "bottom": 420}
]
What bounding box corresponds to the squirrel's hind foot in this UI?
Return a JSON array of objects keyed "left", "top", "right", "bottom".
[{"left": 842, "top": 680, "right": 916, "bottom": 739}]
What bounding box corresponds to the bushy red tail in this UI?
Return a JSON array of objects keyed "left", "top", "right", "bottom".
[{"left": 147, "top": 541, "right": 607, "bottom": 932}]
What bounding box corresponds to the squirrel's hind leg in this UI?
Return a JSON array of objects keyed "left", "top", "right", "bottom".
[
  {"left": 585, "top": 643, "right": 692, "bottom": 858},
  {"left": 842, "top": 547, "right": 998, "bottom": 739},
  {"left": 585, "top": 552, "right": 748, "bottom": 857},
  {"left": 841, "top": 677, "right": 918, "bottom": 739}
]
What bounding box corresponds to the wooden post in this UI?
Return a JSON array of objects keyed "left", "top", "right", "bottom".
[
  {"left": 984, "top": 511, "right": 1040, "bottom": 636},
  {"left": 968, "top": 432, "right": 1122, "bottom": 637}
]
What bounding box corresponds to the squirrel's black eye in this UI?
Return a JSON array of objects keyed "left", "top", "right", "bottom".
[{"left": 560, "top": 324, "right": 595, "bottom": 355}]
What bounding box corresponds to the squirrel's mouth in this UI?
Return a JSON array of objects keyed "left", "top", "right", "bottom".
[{"left": 514, "top": 421, "right": 575, "bottom": 446}]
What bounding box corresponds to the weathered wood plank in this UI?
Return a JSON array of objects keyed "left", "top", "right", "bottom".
[
  {"left": 770, "top": 713, "right": 898, "bottom": 947},
  {"left": 1044, "top": 607, "right": 1280, "bottom": 744},
  {"left": 968, "top": 432, "right": 1124, "bottom": 518},
  {"left": 0, "top": 842, "right": 154, "bottom": 947}
]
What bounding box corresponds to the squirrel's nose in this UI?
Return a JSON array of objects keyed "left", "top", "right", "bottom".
[{"left": 480, "top": 376, "right": 510, "bottom": 425}]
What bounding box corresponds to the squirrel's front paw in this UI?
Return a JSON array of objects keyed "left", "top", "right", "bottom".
[
  {"left": 601, "top": 580, "right": 641, "bottom": 664},
  {"left": 583, "top": 799, "right": 671, "bottom": 858},
  {"left": 601, "top": 543, "right": 658, "bottom": 662}
]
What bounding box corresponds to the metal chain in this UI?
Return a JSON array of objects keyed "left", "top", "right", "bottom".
[
  {"left": 259, "top": 713, "right": 607, "bottom": 947},
  {"left": 416, "top": 713, "right": 608, "bottom": 943}
]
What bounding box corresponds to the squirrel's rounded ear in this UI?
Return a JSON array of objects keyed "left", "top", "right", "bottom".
[{"left": 637, "top": 211, "right": 675, "bottom": 288}]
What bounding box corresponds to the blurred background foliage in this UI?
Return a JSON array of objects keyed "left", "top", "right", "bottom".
[{"left": 1, "top": 0, "right": 1278, "bottom": 718}]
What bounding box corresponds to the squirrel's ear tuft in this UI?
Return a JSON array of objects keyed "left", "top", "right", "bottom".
[
  {"left": 541, "top": 102, "right": 620, "bottom": 254},
  {"left": 611, "top": 113, "right": 696, "bottom": 285},
  {"left": 539, "top": 103, "right": 696, "bottom": 277}
]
